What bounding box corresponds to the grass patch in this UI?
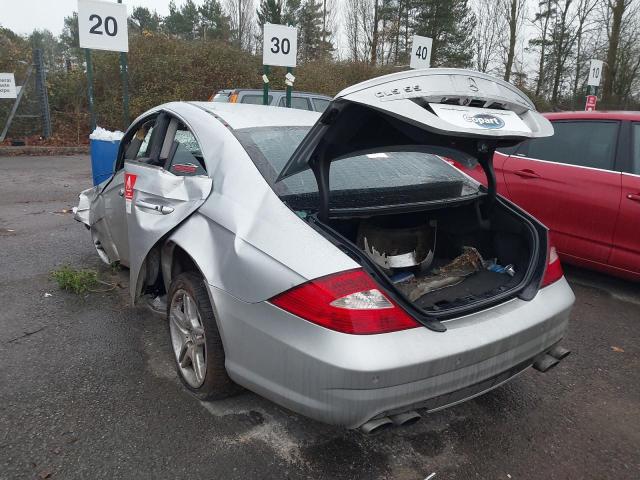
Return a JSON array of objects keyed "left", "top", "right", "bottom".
[{"left": 51, "top": 265, "right": 99, "bottom": 294}]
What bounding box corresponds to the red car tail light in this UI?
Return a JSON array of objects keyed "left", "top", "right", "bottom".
[
  {"left": 541, "top": 245, "right": 564, "bottom": 287},
  {"left": 270, "top": 269, "right": 420, "bottom": 334}
]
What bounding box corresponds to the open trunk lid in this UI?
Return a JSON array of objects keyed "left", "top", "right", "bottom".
[{"left": 275, "top": 68, "right": 553, "bottom": 220}]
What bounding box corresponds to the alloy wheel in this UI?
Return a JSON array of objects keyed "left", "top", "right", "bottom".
[{"left": 169, "top": 289, "right": 207, "bottom": 388}]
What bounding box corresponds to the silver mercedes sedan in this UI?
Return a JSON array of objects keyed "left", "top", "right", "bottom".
[{"left": 75, "top": 69, "right": 574, "bottom": 432}]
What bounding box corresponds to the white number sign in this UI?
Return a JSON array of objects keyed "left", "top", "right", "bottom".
[
  {"left": 0, "top": 73, "right": 17, "bottom": 99},
  {"left": 410, "top": 35, "right": 433, "bottom": 69},
  {"left": 263, "top": 24, "right": 298, "bottom": 68},
  {"left": 588, "top": 59, "right": 603, "bottom": 87},
  {"left": 78, "top": 0, "right": 128, "bottom": 52}
]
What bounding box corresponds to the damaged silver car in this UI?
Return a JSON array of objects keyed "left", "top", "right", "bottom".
[{"left": 75, "top": 69, "right": 575, "bottom": 432}]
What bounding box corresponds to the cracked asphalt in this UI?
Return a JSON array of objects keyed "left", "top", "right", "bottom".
[{"left": 1, "top": 155, "right": 639, "bottom": 479}]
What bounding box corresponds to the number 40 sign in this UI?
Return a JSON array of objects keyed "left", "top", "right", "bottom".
[
  {"left": 263, "top": 24, "right": 298, "bottom": 68},
  {"left": 410, "top": 35, "right": 432, "bottom": 69},
  {"left": 78, "top": 0, "right": 128, "bottom": 52}
]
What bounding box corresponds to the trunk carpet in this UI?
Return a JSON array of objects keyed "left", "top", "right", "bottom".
[{"left": 415, "top": 269, "right": 520, "bottom": 310}]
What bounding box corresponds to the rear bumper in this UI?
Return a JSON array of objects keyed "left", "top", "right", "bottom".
[{"left": 209, "top": 277, "right": 574, "bottom": 428}]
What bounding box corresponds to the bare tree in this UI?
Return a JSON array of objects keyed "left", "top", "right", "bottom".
[
  {"left": 601, "top": 0, "right": 635, "bottom": 101},
  {"left": 549, "top": 0, "right": 576, "bottom": 104},
  {"left": 572, "top": 0, "right": 598, "bottom": 97},
  {"left": 371, "top": 0, "right": 380, "bottom": 64},
  {"left": 473, "top": 0, "right": 507, "bottom": 73},
  {"left": 501, "top": 0, "right": 527, "bottom": 81},
  {"left": 344, "top": 0, "right": 375, "bottom": 62},
  {"left": 226, "top": 0, "right": 255, "bottom": 51},
  {"left": 531, "top": 0, "right": 556, "bottom": 96}
]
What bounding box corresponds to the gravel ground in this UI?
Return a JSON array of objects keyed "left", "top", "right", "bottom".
[{"left": 1, "top": 155, "right": 638, "bottom": 480}]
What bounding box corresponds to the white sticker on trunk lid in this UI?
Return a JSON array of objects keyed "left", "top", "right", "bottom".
[{"left": 430, "top": 104, "right": 531, "bottom": 133}]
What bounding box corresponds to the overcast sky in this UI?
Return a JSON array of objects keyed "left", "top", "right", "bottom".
[{"left": 2, "top": 0, "right": 201, "bottom": 35}]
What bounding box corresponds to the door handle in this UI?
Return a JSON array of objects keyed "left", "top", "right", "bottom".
[
  {"left": 513, "top": 169, "right": 541, "bottom": 179},
  {"left": 135, "top": 199, "right": 174, "bottom": 214},
  {"left": 119, "top": 188, "right": 124, "bottom": 197},
  {"left": 627, "top": 193, "right": 640, "bottom": 203}
]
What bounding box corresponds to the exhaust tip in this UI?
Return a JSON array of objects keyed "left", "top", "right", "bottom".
[
  {"left": 359, "top": 417, "right": 394, "bottom": 434},
  {"left": 389, "top": 411, "right": 422, "bottom": 427},
  {"left": 548, "top": 345, "right": 571, "bottom": 360},
  {"left": 533, "top": 353, "right": 560, "bottom": 373}
]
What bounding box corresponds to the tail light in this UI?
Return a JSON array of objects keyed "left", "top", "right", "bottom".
[
  {"left": 270, "top": 269, "right": 420, "bottom": 335},
  {"left": 229, "top": 92, "right": 239, "bottom": 103},
  {"left": 541, "top": 245, "right": 563, "bottom": 287}
]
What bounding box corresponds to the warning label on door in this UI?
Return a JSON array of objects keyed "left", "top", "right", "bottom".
[
  {"left": 124, "top": 173, "right": 137, "bottom": 214},
  {"left": 124, "top": 173, "right": 137, "bottom": 199}
]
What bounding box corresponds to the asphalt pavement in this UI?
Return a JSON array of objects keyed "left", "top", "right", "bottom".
[{"left": 1, "top": 155, "right": 638, "bottom": 479}]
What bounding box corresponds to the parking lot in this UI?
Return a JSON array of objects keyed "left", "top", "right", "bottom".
[{"left": 0, "top": 154, "right": 638, "bottom": 480}]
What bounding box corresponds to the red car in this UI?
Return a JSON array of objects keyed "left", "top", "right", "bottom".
[{"left": 455, "top": 111, "right": 640, "bottom": 281}]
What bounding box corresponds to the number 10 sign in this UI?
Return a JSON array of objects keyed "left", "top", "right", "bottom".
[
  {"left": 263, "top": 24, "right": 298, "bottom": 68},
  {"left": 78, "top": 0, "right": 128, "bottom": 52}
]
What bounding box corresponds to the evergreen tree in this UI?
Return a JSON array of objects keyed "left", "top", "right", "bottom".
[
  {"left": 256, "top": 0, "right": 284, "bottom": 26},
  {"left": 199, "top": 0, "right": 231, "bottom": 41},
  {"left": 297, "top": 0, "right": 333, "bottom": 62},
  {"left": 411, "top": 0, "right": 475, "bottom": 67},
  {"left": 60, "top": 13, "right": 82, "bottom": 68},
  {"left": 29, "top": 30, "right": 65, "bottom": 72},
  {"left": 129, "top": 7, "right": 162, "bottom": 34},
  {"left": 164, "top": 0, "right": 200, "bottom": 40}
]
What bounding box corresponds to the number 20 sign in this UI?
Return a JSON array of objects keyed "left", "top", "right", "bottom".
[
  {"left": 263, "top": 24, "right": 298, "bottom": 68},
  {"left": 78, "top": 0, "right": 128, "bottom": 52}
]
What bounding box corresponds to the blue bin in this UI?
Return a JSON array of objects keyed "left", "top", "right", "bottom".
[{"left": 90, "top": 139, "right": 120, "bottom": 186}]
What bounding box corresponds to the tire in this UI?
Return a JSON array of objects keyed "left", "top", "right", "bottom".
[{"left": 167, "top": 272, "right": 238, "bottom": 400}]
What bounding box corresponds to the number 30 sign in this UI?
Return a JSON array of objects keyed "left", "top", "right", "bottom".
[
  {"left": 78, "top": 0, "right": 128, "bottom": 52},
  {"left": 263, "top": 24, "right": 298, "bottom": 68}
]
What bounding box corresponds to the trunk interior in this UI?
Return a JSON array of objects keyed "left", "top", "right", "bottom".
[{"left": 322, "top": 198, "right": 537, "bottom": 314}]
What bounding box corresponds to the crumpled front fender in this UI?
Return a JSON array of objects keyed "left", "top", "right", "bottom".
[{"left": 73, "top": 185, "right": 100, "bottom": 227}]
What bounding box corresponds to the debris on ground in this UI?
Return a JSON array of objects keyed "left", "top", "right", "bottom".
[
  {"left": 6, "top": 326, "right": 47, "bottom": 344},
  {"left": 611, "top": 346, "right": 625, "bottom": 353}
]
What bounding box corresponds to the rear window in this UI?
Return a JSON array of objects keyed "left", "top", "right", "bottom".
[
  {"left": 278, "top": 96, "right": 312, "bottom": 110},
  {"left": 235, "top": 127, "right": 481, "bottom": 210},
  {"left": 212, "top": 93, "right": 229, "bottom": 103},
  {"left": 240, "top": 94, "right": 272, "bottom": 105},
  {"left": 525, "top": 120, "right": 618, "bottom": 170},
  {"left": 313, "top": 98, "right": 330, "bottom": 112}
]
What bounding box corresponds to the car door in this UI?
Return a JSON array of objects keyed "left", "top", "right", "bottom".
[
  {"left": 74, "top": 118, "right": 157, "bottom": 265},
  {"left": 101, "top": 115, "right": 159, "bottom": 266},
  {"left": 124, "top": 112, "right": 212, "bottom": 300},
  {"left": 609, "top": 121, "right": 640, "bottom": 275},
  {"left": 502, "top": 120, "right": 622, "bottom": 264}
]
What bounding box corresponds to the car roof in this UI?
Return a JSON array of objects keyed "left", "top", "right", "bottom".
[
  {"left": 543, "top": 110, "right": 640, "bottom": 121},
  {"left": 187, "top": 101, "right": 321, "bottom": 129},
  {"left": 216, "top": 89, "right": 332, "bottom": 98}
]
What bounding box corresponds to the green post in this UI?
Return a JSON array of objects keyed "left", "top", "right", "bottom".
[
  {"left": 118, "top": 0, "right": 130, "bottom": 129},
  {"left": 286, "top": 67, "right": 293, "bottom": 108},
  {"left": 84, "top": 48, "right": 96, "bottom": 132},
  {"left": 263, "top": 65, "right": 270, "bottom": 106}
]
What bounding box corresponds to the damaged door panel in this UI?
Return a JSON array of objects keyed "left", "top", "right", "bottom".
[
  {"left": 124, "top": 114, "right": 213, "bottom": 302},
  {"left": 74, "top": 175, "right": 123, "bottom": 265}
]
